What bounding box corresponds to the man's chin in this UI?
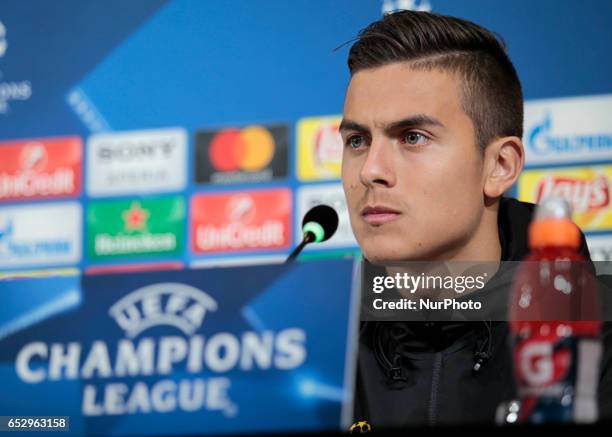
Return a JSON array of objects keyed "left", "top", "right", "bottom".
[
  {"left": 362, "top": 249, "right": 413, "bottom": 264},
  {"left": 361, "top": 243, "right": 437, "bottom": 264}
]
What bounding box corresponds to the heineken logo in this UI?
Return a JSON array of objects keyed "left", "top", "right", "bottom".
[
  {"left": 122, "top": 201, "right": 150, "bottom": 231},
  {"left": 109, "top": 283, "right": 218, "bottom": 338},
  {"left": 88, "top": 196, "right": 185, "bottom": 260}
]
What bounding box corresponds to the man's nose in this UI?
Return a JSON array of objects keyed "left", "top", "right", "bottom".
[{"left": 359, "top": 140, "right": 396, "bottom": 188}]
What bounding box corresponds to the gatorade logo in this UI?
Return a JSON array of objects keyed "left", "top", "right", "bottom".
[
  {"left": 209, "top": 126, "right": 274, "bottom": 172},
  {"left": 519, "top": 342, "right": 554, "bottom": 386},
  {"left": 516, "top": 339, "right": 571, "bottom": 388},
  {"left": 195, "top": 124, "right": 288, "bottom": 185}
]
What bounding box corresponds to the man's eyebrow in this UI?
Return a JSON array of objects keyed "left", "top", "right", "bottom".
[
  {"left": 339, "top": 119, "right": 369, "bottom": 133},
  {"left": 339, "top": 115, "right": 444, "bottom": 134},
  {"left": 385, "top": 115, "right": 445, "bottom": 132}
]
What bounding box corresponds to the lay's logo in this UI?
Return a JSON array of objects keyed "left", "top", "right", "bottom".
[
  {"left": 536, "top": 175, "right": 609, "bottom": 213},
  {"left": 519, "top": 166, "right": 612, "bottom": 231}
]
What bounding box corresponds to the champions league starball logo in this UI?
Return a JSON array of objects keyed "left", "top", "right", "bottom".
[{"left": 108, "top": 283, "right": 218, "bottom": 338}]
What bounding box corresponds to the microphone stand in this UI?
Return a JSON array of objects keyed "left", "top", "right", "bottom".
[{"left": 284, "top": 232, "right": 315, "bottom": 263}]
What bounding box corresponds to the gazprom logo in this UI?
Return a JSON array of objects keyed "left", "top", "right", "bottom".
[
  {"left": 109, "top": 283, "right": 218, "bottom": 338},
  {"left": 528, "top": 112, "right": 612, "bottom": 155}
]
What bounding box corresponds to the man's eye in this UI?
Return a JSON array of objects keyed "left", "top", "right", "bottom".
[
  {"left": 347, "top": 135, "right": 365, "bottom": 149},
  {"left": 403, "top": 132, "right": 429, "bottom": 146}
]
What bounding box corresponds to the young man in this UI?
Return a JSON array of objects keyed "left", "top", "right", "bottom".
[{"left": 340, "top": 10, "right": 611, "bottom": 427}]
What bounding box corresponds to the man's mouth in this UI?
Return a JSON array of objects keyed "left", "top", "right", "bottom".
[{"left": 361, "top": 205, "right": 401, "bottom": 225}]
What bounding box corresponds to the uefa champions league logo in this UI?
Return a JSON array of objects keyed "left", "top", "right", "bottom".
[
  {"left": 0, "top": 19, "right": 32, "bottom": 114},
  {"left": 109, "top": 283, "right": 218, "bottom": 338}
]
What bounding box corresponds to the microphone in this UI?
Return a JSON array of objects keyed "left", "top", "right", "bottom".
[{"left": 285, "top": 204, "right": 339, "bottom": 263}]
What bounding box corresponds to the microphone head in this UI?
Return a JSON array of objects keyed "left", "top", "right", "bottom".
[{"left": 301, "top": 204, "right": 339, "bottom": 243}]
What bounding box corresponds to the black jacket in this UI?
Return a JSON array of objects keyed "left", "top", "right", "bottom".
[{"left": 353, "top": 197, "right": 612, "bottom": 427}]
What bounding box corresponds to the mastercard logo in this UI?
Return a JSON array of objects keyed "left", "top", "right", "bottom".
[{"left": 208, "top": 126, "right": 275, "bottom": 172}]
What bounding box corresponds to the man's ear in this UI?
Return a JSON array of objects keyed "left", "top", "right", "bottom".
[{"left": 483, "top": 136, "right": 525, "bottom": 199}]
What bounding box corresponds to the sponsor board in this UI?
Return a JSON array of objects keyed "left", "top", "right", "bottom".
[
  {"left": 524, "top": 94, "right": 612, "bottom": 166},
  {"left": 0, "top": 137, "right": 82, "bottom": 202},
  {"left": 0, "top": 260, "right": 357, "bottom": 435},
  {"left": 195, "top": 124, "right": 288, "bottom": 184},
  {"left": 586, "top": 234, "right": 612, "bottom": 261},
  {"left": 87, "top": 128, "right": 187, "bottom": 196},
  {"left": 296, "top": 183, "right": 357, "bottom": 249},
  {"left": 191, "top": 189, "right": 291, "bottom": 254},
  {"left": 518, "top": 165, "right": 612, "bottom": 232},
  {"left": 296, "top": 116, "right": 343, "bottom": 181},
  {"left": 0, "top": 202, "right": 82, "bottom": 268},
  {"left": 87, "top": 196, "right": 185, "bottom": 261}
]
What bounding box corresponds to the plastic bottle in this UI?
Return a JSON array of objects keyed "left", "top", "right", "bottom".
[{"left": 508, "top": 197, "right": 601, "bottom": 423}]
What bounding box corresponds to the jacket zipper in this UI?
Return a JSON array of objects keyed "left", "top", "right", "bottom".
[{"left": 428, "top": 352, "right": 443, "bottom": 425}]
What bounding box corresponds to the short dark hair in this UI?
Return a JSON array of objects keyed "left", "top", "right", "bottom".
[{"left": 347, "top": 10, "right": 523, "bottom": 149}]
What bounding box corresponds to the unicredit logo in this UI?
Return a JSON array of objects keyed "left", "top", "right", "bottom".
[
  {"left": 209, "top": 126, "right": 275, "bottom": 172},
  {"left": 197, "top": 194, "right": 284, "bottom": 251},
  {"left": 226, "top": 195, "right": 256, "bottom": 224},
  {"left": 0, "top": 138, "right": 81, "bottom": 200},
  {"left": 20, "top": 143, "right": 48, "bottom": 171},
  {"left": 109, "top": 283, "right": 218, "bottom": 338},
  {"left": 192, "top": 190, "right": 291, "bottom": 253},
  {"left": 536, "top": 174, "right": 609, "bottom": 214}
]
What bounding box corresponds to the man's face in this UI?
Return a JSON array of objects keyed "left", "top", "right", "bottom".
[{"left": 341, "top": 63, "right": 487, "bottom": 262}]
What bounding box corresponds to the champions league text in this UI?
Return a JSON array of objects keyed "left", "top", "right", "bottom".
[{"left": 14, "top": 329, "right": 306, "bottom": 417}]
